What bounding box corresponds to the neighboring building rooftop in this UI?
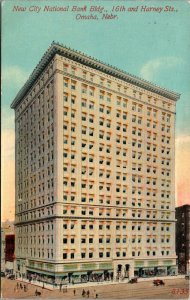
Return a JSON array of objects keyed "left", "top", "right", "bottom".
[
  {"left": 11, "top": 41, "right": 180, "bottom": 109},
  {"left": 176, "top": 204, "right": 190, "bottom": 210},
  {"left": 1, "top": 220, "right": 15, "bottom": 234}
]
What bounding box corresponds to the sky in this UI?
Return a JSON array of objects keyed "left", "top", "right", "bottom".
[{"left": 1, "top": 0, "right": 190, "bottom": 221}]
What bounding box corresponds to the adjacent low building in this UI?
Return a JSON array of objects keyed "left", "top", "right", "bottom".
[
  {"left": 1, "top": 220, "right": 15, "bottom": 274},
  {"left": 176, "top": 204, "right": 190, "bottom": 274},
  {"left": 11, "top": 42, "right": 180, "bottom": 284}
]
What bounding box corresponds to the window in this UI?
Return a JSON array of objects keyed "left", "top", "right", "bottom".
[
  {"left": 89, "top": 88, "right": 94, "bottom": 96},
  {"left": 71, "top": 81, "right": 76, "bottom": 90},
  {"left": 82, "top": 100, "right": 86, "bottom": 107},
  {"left": 82, "top": 71, "right": 87, "bottom": 79},
  {"left": 63, "top": 79, "right": 68, "bottom": 87},
  {"left": 82, "top": 85, "right": 87, "bottom": 94},
  {"left": 89, "top": 102, "right": 94, "bottom": 109},
  {"left": 99, "top": 91, "right": 104, "bottom": 99},
  {"left": 71, "top": 96, "right": 75, "bottom": 104}
]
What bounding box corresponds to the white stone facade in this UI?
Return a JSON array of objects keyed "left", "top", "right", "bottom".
[{"left": 11, "top": 43, "right": 179, "bottom": 282}]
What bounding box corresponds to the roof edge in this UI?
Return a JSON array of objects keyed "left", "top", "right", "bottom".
[{"left": 11, "top": 41, "right": 180, "bottom": 109}]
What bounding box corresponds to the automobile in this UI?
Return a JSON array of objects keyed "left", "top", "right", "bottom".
[
  {"left": 129, "top": 277, "right": 138, "bottom": 283},
  {"left": 7, "top": 274, "right": 15, "bottom": 280},
  {"left": 153, "top": 279, "right": 165, "bottom": 286},
  {"left": 1, "top": 272, "right": 5, "bottom": 277}
]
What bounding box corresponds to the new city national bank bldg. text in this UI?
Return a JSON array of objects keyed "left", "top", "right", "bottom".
[{"left": 11, "top": 42, "right": 180, "bottom": 284}]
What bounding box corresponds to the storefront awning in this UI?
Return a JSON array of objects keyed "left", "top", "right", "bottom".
[
  {"left": 72, "top": 272, "right": 87, "bottom": 276},
  {"left": 27, "top": 267, "right": 55, "bottom": 276},
  {"left": 167, "top": 266, "right": 177, "bottom": 270},
  {"left": 92, "top": 271, "right": 103, "bottom": 275},
  {"left": 157, "top": 267, "right": 167, "bottom": 270},
  {"left": 104, "top": 270, "right": 113, "bottom": 273}
]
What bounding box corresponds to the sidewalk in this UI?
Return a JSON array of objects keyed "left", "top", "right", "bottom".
[
  {"left": 2, "top": 277, "right": 188, "bottom": 299},
  {"left": 16, "top": 278, "right": 54, "bottom": 291},
  {"left": 16, "top": 275, "right": 186, "bottom": 291}
]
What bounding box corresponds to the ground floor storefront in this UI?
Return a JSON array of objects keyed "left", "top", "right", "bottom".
[
  {"left": 24, "top": 269, "right": 114, "bottom": 286},
  {"left": 15, "top": 257, "right": 178, "bottom": 286},
  {"left": 134, "top": 266, "right": 178, "bottom": 277},
  {"left": 133, "top": 258, "right": 178, "bottom": 278}
]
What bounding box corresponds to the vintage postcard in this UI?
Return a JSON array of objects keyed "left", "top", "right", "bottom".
[{"left": 1, "top": 0, "right": 190, "bottom": 299}]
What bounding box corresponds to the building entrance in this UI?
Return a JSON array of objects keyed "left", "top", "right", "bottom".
[{"left": 113, "top": 259, "right": 134, "bottom": 280}]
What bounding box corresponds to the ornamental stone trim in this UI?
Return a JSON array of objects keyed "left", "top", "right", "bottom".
[{"left": 11, "top": 42, "right": 180, "bottom": 109}]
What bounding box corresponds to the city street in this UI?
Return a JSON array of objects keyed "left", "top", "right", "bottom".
[{"left": 1, "top": 277, "right": 189, "bottom": 299}]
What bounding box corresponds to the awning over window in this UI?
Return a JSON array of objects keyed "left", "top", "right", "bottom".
[
  {"left": 143, "top": 268, "right": 155, "bottom": 271},
  {"left": 157, "top": 267, "right": 167, "bottom": 270},
  {"left": 27, "top": 267, "right": 55, "bottom": 276},
  {"left": 72, "top": 272, "right": 87, "bottom": 277},
  {"left": 92, "top": 271, "right": 103, "bottom": 275}
]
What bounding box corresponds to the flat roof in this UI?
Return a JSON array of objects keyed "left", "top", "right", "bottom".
[{"left": 11, "top": 41, "right": 180, "bottom": 109}]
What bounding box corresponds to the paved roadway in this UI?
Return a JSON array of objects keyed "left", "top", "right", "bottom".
[{"left": 1, "top": 277, "right": 189, "bottom": 299}]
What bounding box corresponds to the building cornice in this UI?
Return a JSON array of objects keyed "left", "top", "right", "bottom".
[
  {"left": 11, "top": 42, "right": 180, "bottom": 109},
  {"left": 14, "top": 216, "right": 176, "bottom": 226}
]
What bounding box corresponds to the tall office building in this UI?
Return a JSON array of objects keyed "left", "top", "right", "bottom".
[{"left": 11, "top": 42, "right": 180, "bottom": 283}]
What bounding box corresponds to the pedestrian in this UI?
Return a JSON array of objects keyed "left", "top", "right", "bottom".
[
  {"left": 59, "top": 283, "right": 62, "bottom": 292},
  {"left": 16, "top": 282, "right": 19, "bottom": 289},
  {"left": 82, "top": 289, "right": 86, "bottom": 297},
  {"left": 20, "top": 283, "right": 23, "bottom": 289},
  {"left": 73, "top": 289, "right": 76, "bottom": 296},
  {"left": 87, "top": 290, "right": 90, "bottom": 298},
  {"left": 96, "top": 293, "right": 98, "bottom": 298}
]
